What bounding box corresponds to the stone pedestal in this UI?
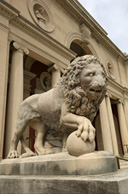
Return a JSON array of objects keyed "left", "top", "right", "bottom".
[
  {"left": 0, "top": 151, "right": 117, "bottom": 176},
  {"left": 0, "top": 152, "right": 128, "bottom": 194},
  {"left": 1, "top": 168, "right": 128, "bottom": 194}
]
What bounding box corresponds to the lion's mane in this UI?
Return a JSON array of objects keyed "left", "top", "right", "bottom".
[{"left": 58, "top": 55, "right": 107, "bottom": 121}]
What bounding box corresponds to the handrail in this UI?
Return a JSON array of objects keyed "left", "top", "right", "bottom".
[{"left": 115, "top": 155, "right": 128, "bottom": 169}]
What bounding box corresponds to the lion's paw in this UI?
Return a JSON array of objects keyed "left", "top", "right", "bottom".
[
  {"left": 75, "top": 118, "right": 96, "bottom": 142},
  {"left": 19, "top": 152, "right": 36, "bottom": 158},
  {"left": 81, "top": 130, "right": 95, "bottom": 142},
  {"left": 88, "top": 130, "right": 95, "bottom": 142},
  {"left": 7, "top": 150, "right": 19, "bottom": 159},
  {"left": 81, "top": 130, "right": 89, "bottom": 141},
  {"left": 34, "top": 145, "right": 46, "bottom": 155}
]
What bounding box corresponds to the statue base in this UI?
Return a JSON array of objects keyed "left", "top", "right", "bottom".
[
  {"left": 1, "top": 152, "right": 128, "bottom": 194},
  {"left": 0, "top": 169, "right": 128, "bottom": 194},
  {"left": 0, "top": 151, "right": 117, "bottom": 175}
]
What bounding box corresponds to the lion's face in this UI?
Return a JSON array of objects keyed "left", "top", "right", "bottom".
[{"left": 80, "top": 62, "right": 107, "bottom": 100}]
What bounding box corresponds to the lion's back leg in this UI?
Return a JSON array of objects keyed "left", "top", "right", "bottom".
[
  {"left": 29, "top": 119, "right": 48, "bottom": 155},
  {"left": 19, "top": 135, "right": 36, "bottom": 158},
  {"left": 7, "top": 102, "right": 40, "bottom": 159}
]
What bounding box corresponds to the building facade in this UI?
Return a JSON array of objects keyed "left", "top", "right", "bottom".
[{"left": 0, "top": 0, "right": 128, "bottom": 159}]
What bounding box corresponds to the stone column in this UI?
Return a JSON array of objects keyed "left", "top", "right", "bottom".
[
  {"left": 105, "top": 94, "right": 119, "bottom": 155},
  {"left": 124, "top": 98, "right": 128, "bottom": 128},
  {"left": 99, "top": 98, "right": 113, "bottom": 153},
  {"left": 24, "top": 70, "right": 36, "bottom": 99},
  {"left": 48, "top": 64, "right": 61, "bottom": 87},
  {"left": 0, "top": 25, "right": 10, "bottom": 159},
  {"left": 5, "top": 42, "right": 29, "bottom": 157},
  {"left": 117, "top": 100, "right": 128, "bottom": 155}
]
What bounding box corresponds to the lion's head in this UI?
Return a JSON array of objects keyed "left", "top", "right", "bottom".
[{"left": 59, "top": 55, "right": 107, "bottom": 121}]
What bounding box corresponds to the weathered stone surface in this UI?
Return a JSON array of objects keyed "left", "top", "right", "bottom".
[
  {"left": 67, "top": 131, "right": 95, "bottom": 156},
  {"left": 7, "top": 55, "right": 107, "bottom": 159},
  {"left": 0, "top": 169, "right": 128, "bottom": 194},
  {"left": 0, "top": 151, "right": 117, "bottom": 176}
]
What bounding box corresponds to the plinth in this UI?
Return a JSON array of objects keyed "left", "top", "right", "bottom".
[
  {"left": 1, "top": 151, "right": 127, "bottom": 194},
  {"left": 0, "top": 151, "right": 117, "bottom": 175}
]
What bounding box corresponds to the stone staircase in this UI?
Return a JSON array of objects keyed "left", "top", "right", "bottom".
[
  {"left": 119, "top": 159, "right": 128, "bottom": 169},
  {"left": 116, "top": 155, "right": 128, "bottom": 169}
]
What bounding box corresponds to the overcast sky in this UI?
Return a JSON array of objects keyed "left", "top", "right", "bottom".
[{"left": 78, "top": 0, "right": 128, "bottom": 54}]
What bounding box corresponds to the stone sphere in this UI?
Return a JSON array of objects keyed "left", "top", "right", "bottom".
[{"left": 66, "top": 131, "right": 95, "bottom": 156}]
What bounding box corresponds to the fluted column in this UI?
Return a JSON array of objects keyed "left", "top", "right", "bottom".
[
  {"left": 117, "top": 100, "right": 128, "bottom": 155},
  {"left": 99, "top": 98, "right": 113, "bottom": 153},
  {"left": 5, "top": 42, "right": 29, "bottom": 157},
  {"left": 106, "top": 94, "right": 119, "bottom": 155}
]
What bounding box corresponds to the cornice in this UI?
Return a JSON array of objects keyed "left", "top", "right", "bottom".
[
  {"left": 0, "top": 1, "right": 75, "bottom": 62},
  {"left": 55, "top": 0, "right": 126, "bottom": 60},
  {"left": 1, "top": 0, "right": 126, "bottom": 61},
  {"left": 56, "top": 0, "right": 107, "bottom": 36},
  {"left": 124, "top": 55, "right": 128, "bottom": 61},
  {"left": 0, "top": 0, "right": 19, "bottom": 20},
  {"left": 10, "top": 15, "right": 76, "bottom": 61},
  {"left": 108, "top": 77, "right": 128, "bottom": 96}
]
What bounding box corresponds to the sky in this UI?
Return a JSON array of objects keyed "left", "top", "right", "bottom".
[{"left": 78, "top": 0, "right": 128, "bottom": 54}]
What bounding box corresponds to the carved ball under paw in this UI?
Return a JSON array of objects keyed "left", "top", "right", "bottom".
[{"left": 66, "top": 131, "right": 95, "bottom": 156}]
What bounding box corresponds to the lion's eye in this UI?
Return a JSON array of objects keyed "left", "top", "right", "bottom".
[
  {"left": 89, "top": 73, "right": 94, "bottom": 77},
  {"left": 102, "top": 72, "right": 105, "bottom": 77}
]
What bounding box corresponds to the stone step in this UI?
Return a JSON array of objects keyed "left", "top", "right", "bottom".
[
  {"left": 0, "top": 169, "right": 128, "bottom": 194},
  {"left": 0, "top": 151, "right": 117, "bottom": 176},
  {"left": 120, "top": 160, "right": 128, "bottom": 169}
]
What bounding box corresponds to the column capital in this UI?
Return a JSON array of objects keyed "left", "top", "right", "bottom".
[
  {"left": 118, "top": 99, "right": 124, "bottom": 104},
  {"left": 52, "top": 64, "right": 60, "bottom": 72},
  {"left": 12, "top": 42, "right": 29, "bottom": 55},
  {"left": 13, "top": 42, "right": 19, "bottom": 50},
  {"left": 48, "top": 64, "right": 65, "bottom": 74},
  {"left": 24, "top": 48, "right": 29, "bottom": 55},
  {"left": 105, "top": 92, "right": 112, "bottom": 98}
]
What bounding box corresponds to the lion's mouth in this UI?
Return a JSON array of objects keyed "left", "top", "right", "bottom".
[{"left": 89, "top": 88, "right": 102, "bottom": 93}]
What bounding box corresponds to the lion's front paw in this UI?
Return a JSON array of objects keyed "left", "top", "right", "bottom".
[
  {"left": 76, "top": 118, "right": 95, "bottom": 142},
  {"left": 81, "top": 129, "right": 95, "bottom": 142},
  {"left": 7, "top": 150, "right": 19, "bottom": 159}
]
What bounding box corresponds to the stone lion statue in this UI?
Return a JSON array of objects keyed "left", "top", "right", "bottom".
[{"left": 8, "top": 55, "right": 107, "bottom": 158}]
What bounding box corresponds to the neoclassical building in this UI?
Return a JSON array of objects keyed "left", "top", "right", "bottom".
[{"left": 0, "top": 0, "right": 128, "bottom": 165}]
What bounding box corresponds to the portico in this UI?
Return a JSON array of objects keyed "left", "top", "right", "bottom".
[{"left": 0, "top": 0, "right": 128, "bottom": 163}]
